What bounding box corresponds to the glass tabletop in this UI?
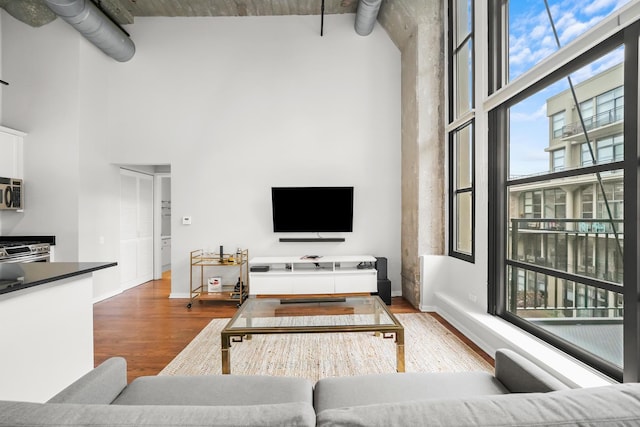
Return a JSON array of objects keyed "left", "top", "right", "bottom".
[{"left": 223, "top": 295, "right": 400, "bottom": 331}]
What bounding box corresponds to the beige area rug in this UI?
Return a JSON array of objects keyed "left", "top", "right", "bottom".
[{"left": 159, "top": 313, "right": 493, "bottom": 381}]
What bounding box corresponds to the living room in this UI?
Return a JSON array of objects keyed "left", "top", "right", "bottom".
[{"left": 1, "top": 0, "right": 640, "bottom": 421}]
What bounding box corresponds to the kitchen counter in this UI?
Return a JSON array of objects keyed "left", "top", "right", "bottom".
[
  {"left": 0, "top": 261, "right": 116, "bottom": 402},
  {"left": 0, "top": 262, "right": 116, "bottom": 296}
]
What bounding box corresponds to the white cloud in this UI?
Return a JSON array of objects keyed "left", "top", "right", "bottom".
[
  {"left": 511, "top": 103, "right": 547, "bottom": 122},
  {"left": 508, "top": 0, "right": 630, "bottom": 78},
  {"left": 583, "top": 0, "right": 618, "bottom": 15},
  {"left": 531, "top": 24, "right": 547, "bottom": 38}
]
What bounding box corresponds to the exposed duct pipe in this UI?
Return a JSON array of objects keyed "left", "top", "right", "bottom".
[
  {"left": 354, "top": 0, "right": 382, "bottom": 36},
  {"left": 43, "top": 0, "right": 135, "bottom": 62}
]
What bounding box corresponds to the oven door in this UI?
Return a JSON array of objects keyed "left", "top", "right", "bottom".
[{"left": 0, "top": 253, "right": 50, "bottom": 263}]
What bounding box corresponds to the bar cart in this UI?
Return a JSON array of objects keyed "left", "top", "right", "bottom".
[{"left": 188, "top": 249, "right": 249, "bottom": 309}]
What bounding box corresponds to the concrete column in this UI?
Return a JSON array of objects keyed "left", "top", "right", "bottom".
[{"left": 379, "top": 0, "right": 445, "bottom": 308}]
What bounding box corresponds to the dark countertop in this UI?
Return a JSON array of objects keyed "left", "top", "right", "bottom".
[{"left": 0, "top": 262, "right": 117, "bottom": 295}]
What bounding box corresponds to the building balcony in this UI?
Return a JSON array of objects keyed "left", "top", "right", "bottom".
[{"left": 557, "top": 105, "right": 623, "bottom": 139}]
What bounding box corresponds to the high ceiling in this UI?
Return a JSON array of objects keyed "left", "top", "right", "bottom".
[{"left": 0, "top": 0, "right": 360, "bottom": 27}]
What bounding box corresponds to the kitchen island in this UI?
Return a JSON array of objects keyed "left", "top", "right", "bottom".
[{"left": 0, "top": 262, "right": 116, "bottom": 403}]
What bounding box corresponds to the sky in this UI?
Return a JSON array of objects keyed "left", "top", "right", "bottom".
[{"left": 507, "top": 0, "right": 630, "bottom": 178}]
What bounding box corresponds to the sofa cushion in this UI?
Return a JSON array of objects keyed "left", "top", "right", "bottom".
[
  {"left": 0, "top": 400, "right": 316, "bottom": 427},
  {"left": 47, "top": 357, "right": 127, "bottom": 404},
  {"left": 113, "top": 374, "right": 314, "bottom": 406},
  {"left": 316, "top": 383, "right": 640, "bottom": 427},
  {"left": 314, "top": 371, "right": 508, "bottom": 413}
]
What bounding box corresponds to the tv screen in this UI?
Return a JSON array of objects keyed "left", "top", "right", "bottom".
[{"left": 271, "top": 187, "right": 354, "bottom": 233}]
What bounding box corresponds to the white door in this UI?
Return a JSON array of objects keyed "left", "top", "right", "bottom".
[{"left": 120, "top": 169, "right": 154, "bottom": 290}]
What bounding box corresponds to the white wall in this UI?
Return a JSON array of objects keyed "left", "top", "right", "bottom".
[
  {"left": 0, "top": 14, "right": 3, "bottom": 120},
  {"left": 0, "top": 12, "right": 81, "bottom": 261},
  {"left": 1, "top": 13, "right": 402, "bottom": 300}
]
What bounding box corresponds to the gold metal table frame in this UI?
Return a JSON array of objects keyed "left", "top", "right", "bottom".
[{"left": 220, "top": 295, "right": 405, "bottom": 374}]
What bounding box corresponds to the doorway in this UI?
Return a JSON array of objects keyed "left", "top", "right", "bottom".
[
  {"left": 155, "top": 174, "right": 171, "bottom": 279},
  {"left": 119, "top": 168, "right": 154, "bottom": 290}
]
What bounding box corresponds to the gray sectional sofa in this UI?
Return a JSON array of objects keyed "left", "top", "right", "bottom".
[{"left": 1, "top": 348, "right": 640, "bottom": 426}]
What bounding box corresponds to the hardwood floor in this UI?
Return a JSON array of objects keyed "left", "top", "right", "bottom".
[{"left": 94, "top": 272, "right": 491, "bottom": 382}]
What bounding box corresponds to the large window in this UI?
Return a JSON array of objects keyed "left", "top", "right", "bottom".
[
  {"left": 581, "top": 135, "right": 624, "bottom": 166},
  {"left": 596, "top": 86, "right": 624, "bottom": 126},
  {"left": 447, "top": 0, "right": 474, "bottom": 262},
  {"left": 487, "top": 1, "right": 639, "bottom": 382},
  {"left": 552, "top": 149, "right": 565, "bottom": 171},
  {"left": 552, "top": 112, "right": 565, "bottom": 139}
]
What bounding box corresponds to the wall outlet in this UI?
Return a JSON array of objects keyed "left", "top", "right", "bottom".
[
  {"left": 182, "top": 216, "right": 192, "bottom": 225},
  {"left": 468, "top": 293, "right": 478, "bottom": 303}
]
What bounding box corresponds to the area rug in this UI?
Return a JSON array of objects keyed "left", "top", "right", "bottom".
[{"left": 159, "top": 313, "right": 493, "bottom": 381}]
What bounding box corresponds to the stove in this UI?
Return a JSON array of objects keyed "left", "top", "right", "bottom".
[{"left": 0, "top": 241, "right": 50, "bottom": 263}]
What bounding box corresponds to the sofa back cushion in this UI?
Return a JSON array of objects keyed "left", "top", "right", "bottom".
[
  {"left": 113, "top": 374, "right": 313, "bottom": 406},
  {"left": 316, "top": 383, "right": 640, "bottom": 427},
  {"left": 314, "top": 371, "right": 508, "bottom": 413},
  {"left": 0, "top": 401, "right": 316, "bottom": 427},
  {"left": 47, "top": 357, "right": 127, "bottom": 404}
]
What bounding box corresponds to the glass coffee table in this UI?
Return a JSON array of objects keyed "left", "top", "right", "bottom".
[{"left": 220, "top": 295, "right": 405, "bottom": 374}]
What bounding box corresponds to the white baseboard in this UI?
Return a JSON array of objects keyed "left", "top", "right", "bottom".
[
  {"left": 418, "top": 304, "right": 437, "bottom": 312},
  {"left": 92, "top": 288, "right": 123, "bottom": 304}
]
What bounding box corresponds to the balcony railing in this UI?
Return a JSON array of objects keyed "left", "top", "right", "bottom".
[
  {"left": 508, "top": 218, "right": 624, "bottom": 368},
  {"left": 514, "top": 217, "right": 623, "bottom": 235},
  {"left": 508, "top": 218, "right": 623, "bottom": 317},
  {"left": 557, "top": 105, "right": 624, "bottom": 138}
]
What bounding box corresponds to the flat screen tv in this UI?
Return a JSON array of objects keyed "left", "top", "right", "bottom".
[{"left": 271, "top": 187, "right": 354, "bottom": 233}]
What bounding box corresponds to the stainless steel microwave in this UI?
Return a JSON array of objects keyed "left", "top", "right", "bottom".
[{"left": 0, "top": 177, "right": 23, "bottom": 210}]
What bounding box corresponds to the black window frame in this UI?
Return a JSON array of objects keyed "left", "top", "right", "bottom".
[
  {"left": 487, "top": 18, "right": 640, "bottom": 382},
  {"left": 448, "top": 121, "right": 476, "bottom": 262},
  {"left": 447, "top": 0, "right": 475, "bottom": 263}
]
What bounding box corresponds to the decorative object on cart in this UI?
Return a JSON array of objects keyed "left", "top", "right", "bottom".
[
  {"left": 188, "top": 248, "right": 249, "bottom": 308},
  {"left": 0, "top": 177, "right": 23, "bottom": 210},
  {"left": 207, "top": 277, "right": 222, "bottom": 292},
  {"left": 0, "top": 241, "right": 50, "bottom": 263}
]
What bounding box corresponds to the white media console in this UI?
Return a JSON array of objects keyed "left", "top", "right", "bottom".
[{"left": 248, "top": 255, "right": 377, "bottom": 295}]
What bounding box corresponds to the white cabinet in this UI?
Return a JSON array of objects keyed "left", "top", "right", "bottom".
[
  {"left": 0, "top": 126, "right": 25, "bottom": 179},
  {"left": 249, "top": 255, "right": 377, "bottom": 295}
]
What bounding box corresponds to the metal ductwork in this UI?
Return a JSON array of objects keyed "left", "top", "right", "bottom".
[
  {"left": 354, "top": 0, "right": 382, "bottom": 36},
  {"left": 43, "top": 0, "right": 135, "bottom": 62}
]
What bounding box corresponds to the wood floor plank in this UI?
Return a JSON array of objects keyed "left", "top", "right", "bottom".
[{"left": 93, "top": 272, "right": 489, "bottom": 382}]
